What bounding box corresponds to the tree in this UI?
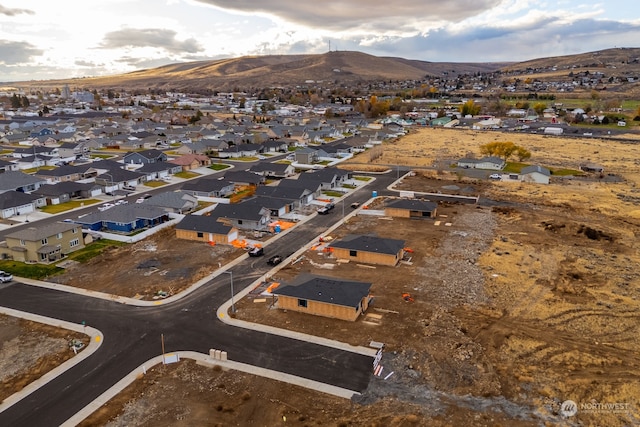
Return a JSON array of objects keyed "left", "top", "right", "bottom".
[
  {"left": 515, "top": 147, "right": 532, "bottom": 162},
  {"left": 533, "top": 102, "right": 547, "bottom": 115},
  {"left": 479, "top": 141, "right": 518, "bottom": 161},
  {"left": 10, "top": 94, "right": 21, "bottom": 109},
  {"left": 459, "top": 100, "right": 481, "bottom": 116}
]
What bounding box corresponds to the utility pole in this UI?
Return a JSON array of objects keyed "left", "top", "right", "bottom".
[{"left": 223, "top": 271, "right": 235, "bottom": 314}]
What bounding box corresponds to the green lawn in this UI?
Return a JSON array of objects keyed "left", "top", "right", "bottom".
[
  {"left": 354, "top": 176, "right": 372, "bottom": 181},
  {"left": 175, "top": 171, "right": 201, "bottom": 179},
  {"left": 144, "top": 181, "right": 167, "bottom": 188},
  {"left": 65, "top": 239, "right": 126, "bottom": 263},
  {"left": 40, "top": 199, "right": 101, "bottom": 214},
  {"left": 209, "top": 163, "right": 231, "bottom": 171}
]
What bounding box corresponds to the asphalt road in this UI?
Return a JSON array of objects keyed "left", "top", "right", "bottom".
[{"left": 0, "top": 169, "right": 400, "bottom": 426}]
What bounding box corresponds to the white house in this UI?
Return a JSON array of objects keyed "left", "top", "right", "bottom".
[{"left": 520, "top": 165, "right": 551, "bottom": 184}]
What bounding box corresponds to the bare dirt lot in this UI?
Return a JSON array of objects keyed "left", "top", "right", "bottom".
[
  {"left": 16, "top": 127, "right": 640, "bottom": 425},
  {"left": 49, "top": 227, "right": 245, "bottom": 300},
  {"left": 0, "top": 314, "right": 88, "bottom": 403}
]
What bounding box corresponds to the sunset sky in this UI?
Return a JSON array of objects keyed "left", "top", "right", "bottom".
[{"left": 1, "top": 0, "right": 638, "bottom": 82}]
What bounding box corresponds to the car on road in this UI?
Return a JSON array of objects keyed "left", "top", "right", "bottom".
[
  {"left": 267, "top": 255, "right": 282, "bottom": 266},
  {"left": 317, "top": 202, "right": 335, "bottom": 215},
  {"left": 248, "top": 246, "right": 264, "bottom": 257},
  {"left": 0, "top": 271, "right": 13, "bottom": 283},
  {"left": 489, "top": 173, "right": 502, "bottom": 180},
  {"left": 350, "top": 202, "right": 361, "bottom": 209}
]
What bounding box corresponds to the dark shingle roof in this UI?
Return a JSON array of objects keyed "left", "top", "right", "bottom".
[
  {"left": 175, "top": 215, "right": 233, "bottom": 234},
  {"left": 275, "top": 274, "right": 371, "bottom": 307},
  {"left": 329, "top": 234, "right": 405, "bottom": 255}
]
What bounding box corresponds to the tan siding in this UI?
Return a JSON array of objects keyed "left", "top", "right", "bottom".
[
  {"left": 176, "top": 229, "right": 230, "bottom": 244},
  {"left": 331, "top": 247, "right": 400, "bottom": 266},
  {"left": 278, "top": 295, "right": 364, "bottom": 321}
]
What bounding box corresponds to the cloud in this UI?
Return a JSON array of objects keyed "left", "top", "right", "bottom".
[
  {"left": 0, "top": 5, "right": 34, "bottom": 16},
  {"left": 99, "top": 28, "right": 204, "bottom": 54},
  {"left": 194, "top": 0, "right": 502, "bottom": 30},
  {"left": 0, "top": 40, "right": 43, "bottom": 65}
]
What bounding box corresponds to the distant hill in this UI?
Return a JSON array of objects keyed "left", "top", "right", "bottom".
[
  {"left": 7, "top": 48, "right": 639, "bottom": 92},
  {"left": 10, "top": 51, "right": 511, "bottom": 92}
]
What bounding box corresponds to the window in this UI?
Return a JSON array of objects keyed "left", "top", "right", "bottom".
[
  {"left": 57, "top": 233, "right": 62, "bottom": 239},
  {"left": 349, "top": 250, "right": 358, "bottom": 257},
  {"left": 238, "top": 220, "right": 243, "bottom": 225},
  {"left": 72, "top": 228, "right": 77, "bottom": 234},
  {"left": 40, "top": 253, "right": 47, "bottom": 261},
  {"left": 41, "top": 238, "right": 48, "bottom": 245},
  {"left": 70, "top": 239, "right": 80, "bottom": 248},
  {"left": 197, "top": 232, "right": 204, "bottom": 238},
  {"left": 20, "top": 239, "right": 25, "bottom": 246},
  {"left": 297, "top": 299, "right": 308, "bottom": 308}
]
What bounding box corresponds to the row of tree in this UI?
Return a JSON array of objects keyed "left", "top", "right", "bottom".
[{"left": 479, "top": 141, "right": 531, "bottom": 162}]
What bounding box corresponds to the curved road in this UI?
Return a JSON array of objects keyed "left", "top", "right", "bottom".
[{"left": 0, "top": 170, "right": 401, "bottom": 426}]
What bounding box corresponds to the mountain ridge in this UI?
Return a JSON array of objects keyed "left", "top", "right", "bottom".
[{"left": 5, "top": 48, "right": 639, "bottom": 92}]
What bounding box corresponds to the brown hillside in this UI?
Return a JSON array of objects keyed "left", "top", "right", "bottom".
[{"left": 10, "top": 51, "right": 509, "bottom": 92}]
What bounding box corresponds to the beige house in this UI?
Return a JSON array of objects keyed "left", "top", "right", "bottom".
[
  {"left": 384, "top": 198, "right": 438, "bottom": 219},
  {"left": 0, "top": 222, "right": 85, "bottom": 264},
  {"left": 328, "top": 234, "right": 405, "bottom": 267},
  {"left": 274, "top": 274, "right": 372, "bottom": 321},
  {"left": 175, "top": 215, "right": 238, "bottom": 245}
]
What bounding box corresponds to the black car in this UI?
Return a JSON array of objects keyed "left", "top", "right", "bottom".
[
  {"left": 248, "top": 247, "right": 264, "bottom": 257},
  {"left": 267, "top": 255, "right": 282, "bottom": 266}
]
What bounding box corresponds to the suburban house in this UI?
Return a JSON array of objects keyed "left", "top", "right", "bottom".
[
  {"left": 175, "top": 215, "right": 238, "bottom": 244},
  {"left": 0, "top": 191, "right": 46, "bottom": 219},
  {"left": 123, "top": 149, "right": 167, "bottom": 165},
  {"left": 0, "top": 159, "right": 20, "bottom": 173},
  {"left": 248, "top": 162, "right": 296, "bottom": 178},
  {"left": 0, "top": 222, "right": 84, "bottom": 264},
  {"left": 181, "top": 177, "right": 235, "bottom": 198},
  {"left": 254, "top": 183, "right": 315, "bottom": 210},
  {"left": 384, "top": 199, "right": 438, "bottom": 219},
  {"left": 139, "top": 191, "right": 198, "bottom": 214},
  {"left": 169, "top": 154, "right": 211, "bottom": 171},
  {"left": 328, "top": 234, "right": 406, "bottom": 266},
  {"left": 223, "top": 170, "right": 264, "bottom": 187},
  {"left": 214, "top": 199, "right": 272, "bottom": 231},
  {"left": 297, "top": 168, "right": 352, "bottom": 190},
  {"left": 457, "top": 156, "right": 506, "bottom": 171},
  {"left": 293, "top": 147, "right": 320, "bottom": 164},
  {"left": 95, "top": 169, "right": 144, "bottom": 193},
  {"left": 520, "top": 165, "right": 551, "bottom": 184},
  {"left": 0, "top": 171, "right": 47, "bottom": 194},
  {"left": 274, "top": 273, "right": 372, "bottom": 321},
  {"left": 34, "top": 164, "right": 84, "bottom": 183},
  {"left": 136, "top": 161, "right": 182, "bottom": 181},
  {"left": 73, "top": 205, "right": 170, "bottom": 232},
  {"left": 218, "top": 143, "right": 263, "bottom": 158}
]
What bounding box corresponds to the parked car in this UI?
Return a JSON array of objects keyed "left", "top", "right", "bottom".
[
  {"left": 248, "top": 247, "right": 264, "bottom": 257},
  {"left": 0, "top": 271, "right": 13, "bottom": 283},
  {"left": 489, "top": 173, "right": 502, "bottom": 180},
  {"left": 267, "top": 255, "right": 282, "bottom": 266}
]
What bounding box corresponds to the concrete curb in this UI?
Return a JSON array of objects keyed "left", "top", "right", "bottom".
[
  {"left": 0, "top": 307, "right": 104, "bottom": 414},
  {"left": 62, "top": 350, "right": 359, "bottom": 426}
]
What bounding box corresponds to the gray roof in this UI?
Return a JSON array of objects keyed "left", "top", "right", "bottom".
[
  {"left": 0, "top": 190, "right": 41, "bottom": 208},
  {"left": 175, "top": 215, "right": 233, "bottom": 234},
  {"left": 76, "top": 204, "right": 167, "bottom": 224},
  {"left": 520, "top": 165, "right": 551, "bottom": 176},
  {"left": 329, "top": 234, "right": 405, "bottom": 255},
  {"left": 5, "top": 221, "right": 80, "bottom": 241},
  {"left": 385, "top": 198, "right": 438, "bottom": 211},
  {"left": 0, "top": 171, "right": 46, "bottom": 192},
  {"left": 142, "top": 191, "right": 197, "bottom": 210},
  {"left": 275, "top": 273, "right": 371, "bottom": 307}
]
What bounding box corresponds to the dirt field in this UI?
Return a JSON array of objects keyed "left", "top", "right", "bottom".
[
  {"left": 0, "top": 314, "right": 88, "bottom": 403},
  {"left": 49, "top": 227, "right": 245, "bottom": 300},
  {"left": 15, "top": 127, "right": 640, "bottom": 425}
]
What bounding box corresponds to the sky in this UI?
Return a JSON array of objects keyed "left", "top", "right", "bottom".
[{"left": 0, "top": 0, "right": 639, "bottom": 82}]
